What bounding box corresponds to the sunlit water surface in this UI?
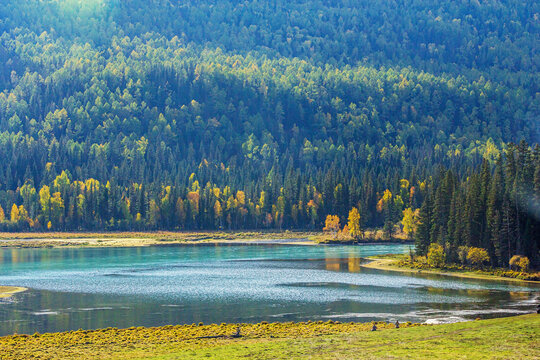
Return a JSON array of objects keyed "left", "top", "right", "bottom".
[{"left": 0, "top": 243, "right": 538, "bottom": 335}]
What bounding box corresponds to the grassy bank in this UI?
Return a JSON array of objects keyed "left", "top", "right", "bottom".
[
  {"left": 0, "top": 286, "right": 27, "bottom": 298},
  {"left": 0, "top": 230, "right": 408, "bottom": 248},
  {"left": 362, "top": 255, "right": 540, "bottom": 284},
  {"left": 0, "top": 231, "right": 319, "bottom": 248},
  {"left": 0, "top": 315, "right": 537, "bottom": 359}
]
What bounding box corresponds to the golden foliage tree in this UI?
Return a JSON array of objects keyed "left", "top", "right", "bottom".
[
  {"left": 517, "top": 257, "right": 530, "bottom": 272},
  {"left": 427, "top": 243, "right": 445, "bottom": 268},
  {"left": 10, "top": 204, "right": 20, "bottom": 222},
  {"left": 340, "top": 224, "right": 350, "bottom": 239},
  {"left": 400, "top": 208, "right": 418, "bottom": 239},
  {"left": 509, "top": 255, "right": 530, "bottom": 272},
  {"left": 376, "top": 189, "right": 392, "bottom": 212},
  {"left": 214, "top": 200, "right": 222, "bottom": 227},
  {"left": 50, "top": 192, "right": 65, "bottom": 226},
  {"left": 323, "top": 215, "right": 340, "bottom": 239},
  {"left": 187, "top": 191, "right": 200, "bottom": 220},
  {"left": 18, "top": 205, "right": 29, "bottom": 223},
  {"left": 39, "top": 185, "right": 51, "bottom": 221},
  {"left": 466, "top": 247, "right": 489, "bottom": 267},
  {"left": 347, "top": 207, "right": 362, "bottom": 240}
]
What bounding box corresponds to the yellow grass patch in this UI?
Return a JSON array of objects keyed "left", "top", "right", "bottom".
[{"left": 0, "top": 286, "right": 27, "bottom": 298}]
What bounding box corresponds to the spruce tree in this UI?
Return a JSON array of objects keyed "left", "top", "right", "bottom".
[{"left": 415, "top": 189, "right": 432, "bottom": 256}]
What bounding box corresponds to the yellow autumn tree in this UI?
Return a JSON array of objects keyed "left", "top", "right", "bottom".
[
  {"left": 214, "top": 200, "right": 222, "bottom": 227},
  {"left": 236, "top": 191, "right": 246, "bottom": 206},
  {"left": 376, "top": 189, "right": 392, "bottom": 212},
  {"left": 339, "top": 224, "right": 350, "bottom": 240},
  {"left": 187, "top": 191, "right": 200, "bottom": 211},
  {"left": 466, "top": 247, "right": 489, "bottom": 268},
  {"left": 39, "top": 185, "right": 51, "bottom": 222},
  {"left": 347, "top": 207, "right": 362, "bottom": 240},
  {"left": 509, "top": 255, "right": 530, "bottom": 271},
  {"left": 0, "top": 205, "right": 4, "bottom": 222},
  {"left": 427, "top": 243, "right": 445, "bottom": 268},
  {"left": 50, "top": 192, "right": 65, "bottom": 226},
  {"left": 323, "top": 215, "right": 340, "bottom": 239},
  {"left": 401, "top": 208, "right": 418, "bottom": 239},
  {"left": 18, "top": 205, "right": 29, "bottom": 223},
  {"left": 517, "top": 257, "right": 530, "bottom": 272},
  {"left": 10, "top": 204, "right": 20, "bottom": 222}
]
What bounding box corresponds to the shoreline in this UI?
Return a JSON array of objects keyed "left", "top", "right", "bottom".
[
  {"left": 362, "top": 258, "right": 540, "bottom": 285},
  {"left": 0, "top": 286, "right": 27, "bottom": 298},
  {"left": 0, "top": 231, "right": 317, "bottom": 248},
  {"left": 0, "top": 237, "right": 318, "bottom": 248},
  {"left": 0, "top": 230, "right": 410, "bottom": 249}
]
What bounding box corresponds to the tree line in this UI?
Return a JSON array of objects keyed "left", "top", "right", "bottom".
[
  {"left": 1, "top": 141, "right": 538, "bottom": 268},
  {"left": 414, "top": 141, "right": 539, "bottom": 268}
]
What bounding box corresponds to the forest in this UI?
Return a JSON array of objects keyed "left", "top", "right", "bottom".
[{"left": 0, "top": 0, "right": 538, "bottom": 266}]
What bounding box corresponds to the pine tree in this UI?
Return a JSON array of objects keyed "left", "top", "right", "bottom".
[
  {"left": 486, "top": 155, "right": 503, "bottom": 265},
  {"left": 415, "top": 190, "right": 432, "bottom": 256},
  {"left": 500, "top": 197, "right": 515, "bottom": 268},
  {"left": 464, "top": 174, "right": 484, "bottom": 248},
  {"left": 430, "top": 170, "right": 454, "bottom": 245}
]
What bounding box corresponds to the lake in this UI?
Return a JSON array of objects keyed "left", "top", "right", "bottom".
[{"left": 0, "top": 243, "right": 538, "bottom": 335}]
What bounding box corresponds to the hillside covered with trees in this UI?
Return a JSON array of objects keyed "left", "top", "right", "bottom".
[{"left": 0, "top": 0, "right": 538, "bottom": 265}]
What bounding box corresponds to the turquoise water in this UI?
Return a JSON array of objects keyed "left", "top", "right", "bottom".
[{"left": 0, "top": 243, "right": 538, "bottom": 335}]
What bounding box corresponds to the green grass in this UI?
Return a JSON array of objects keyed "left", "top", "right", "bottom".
[
  {"left": 1, "top": 315, "right": 538, "bottom": 359},
  {"left": 144, "top": 316, "right": 539, "bottom": 360}
]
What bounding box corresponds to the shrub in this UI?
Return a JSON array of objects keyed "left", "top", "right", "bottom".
[
  {"left": 509, "top": 255, "right": 530, "bottom": 272},
  {"left": 427, "top": 243, "right": 445, "bottom": 268},
  {"left": 517, "top": 257, "right": 530, "bottom": 272},
  {"left": 509, "top": 255, "right": 520, "bottom": 270},
  {"left": 466, "top": 247, "right": 489, "bottom": 267}
]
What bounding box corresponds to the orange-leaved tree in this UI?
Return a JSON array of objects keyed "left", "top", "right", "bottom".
[{"left": 323, "top": 215, "right": 340, "bottom": 239}]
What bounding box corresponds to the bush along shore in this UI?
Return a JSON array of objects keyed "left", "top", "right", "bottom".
[{"left": 365, "top": 253, "right": 540, "bottom": 282}]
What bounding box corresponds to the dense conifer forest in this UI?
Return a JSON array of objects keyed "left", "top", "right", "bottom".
[{"left": 0, "top": 0, "right": 538, "bottom": 265}]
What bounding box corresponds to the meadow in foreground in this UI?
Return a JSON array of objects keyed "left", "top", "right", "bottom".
[{"left": 0, "top": 315, "right": 537, "bottom": 359}]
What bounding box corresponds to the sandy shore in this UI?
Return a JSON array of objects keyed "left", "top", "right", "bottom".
[
  {"left": 0, "top": 230, "right": 411, "bottom": 248},
  {"left": 0, "top": 231, "right": 321, "bottom": 248}
]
